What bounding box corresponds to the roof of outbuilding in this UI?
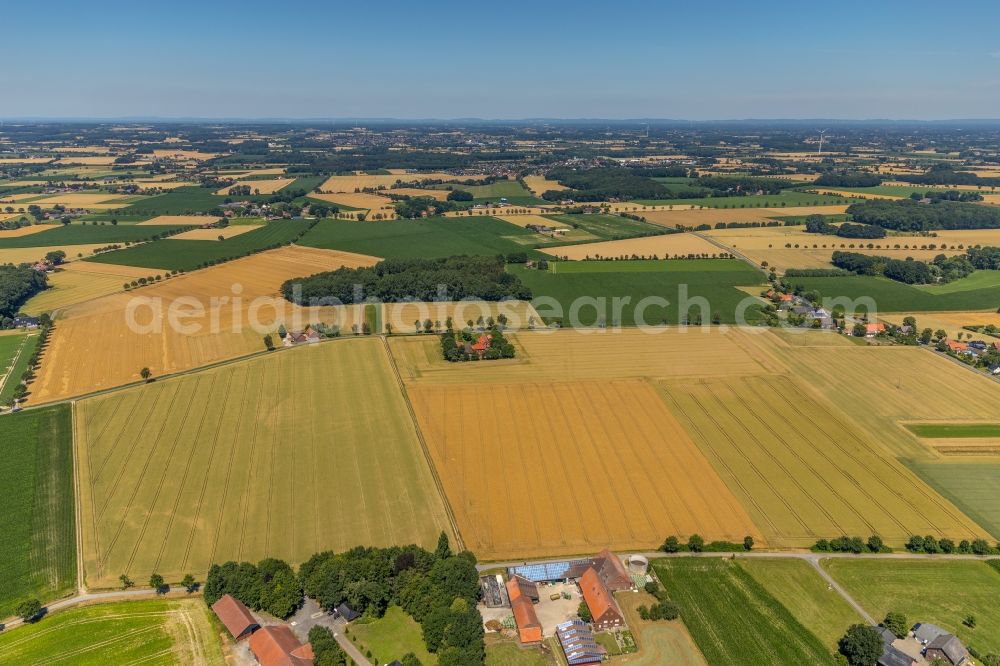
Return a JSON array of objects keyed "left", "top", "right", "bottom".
[
  {"left": 248, "top": 625, "right": 313, "bottom": 666},
  {"left": 211, "top": 594, "right": 258, "bottom": 639}
]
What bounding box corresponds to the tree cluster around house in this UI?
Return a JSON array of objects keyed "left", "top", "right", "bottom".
[
  {"left": 440, "top": 323, "right": 515, "bottom": 362},
  {"left": 830, "top": 250, "right": 976, "bottom": 284},
  {"left": 0, "top": 264, "right": 48, "bottom": 325},
  {"left": 281, "top": 255, "right": 531, "bottom": 306}
]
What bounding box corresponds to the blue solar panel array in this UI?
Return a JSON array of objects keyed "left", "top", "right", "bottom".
[
  {"left": 556, "top": 620, "right": 603, "bottom": 665},
  {"left": 507, "top": 559, "right": 590, "bottom": 582}
]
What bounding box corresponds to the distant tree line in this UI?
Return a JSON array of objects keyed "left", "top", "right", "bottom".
[
  {"left": 904, "top": 164, "right": 1000, "bottom": 187},
  {"left": 846, "top": 199, "right": 1000, "bottom": 231},
  {"left": 541, "top": 167, "right": 675, "bottom": 201},
  {"left": 282, "top": 256, "right": 531, "bottom": 305},
  {"left": 914, "top": 189, "right": 984, "bottom": 202},
  {"left": 694, "top": 175, "right": 795, "bottom": 195},
  {"left": 0, "top": 265, "right": 48, "bottom": 324},
  {"left": 804, "top": 214, "right": 887, "bottom": 239},
  {"left": 830, "top": 250, "right": 975, "bottom": 284},
  {"left": 814, "top": 172, "right": 883, "bottom": 187}
]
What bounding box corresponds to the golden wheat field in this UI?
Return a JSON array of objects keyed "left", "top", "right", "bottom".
[
  {"left": 309, "top": 191, "right": 398, "bottom": 218},
  {"left": 543, "top": 232, "right": 722, "bottom": 260},
  {"left": 409, "top": 379, "right": 764, "bottom": 559},
  {"left": 0, "top": 244, "right": 111, "bottom": 265},
  {"left": 24, "top": 193, "right": 137, "bottom": 209},
  {"left": 75, "top": 338, "right": 454, "bottom": 586},
  {"left": 215, "top": 177, "right": 295, "bottom": 195},
  {"left": 137, "top": 215, "right": 221, "bottom": 226},
  {"left": 54, "top": 155, "right": 120, "bottom": 165},
  {"left": 21, "top": 262, "right": 155, "bottom": 316},
  {"left": 387, "top": 187, "right": 450, "bottom": 200},
  {"left": 522, "top": 175, "right": 568, "bottom": 196},
  {"left": 809, "top": 188, "right": 903, "bottom": 200},
  {"left": 0, "top": 224, "right": 58, "bottom": 238},
  {"left": 882, "top": 311, "right": 1000, "bottom": 345},
  {"left": 150, "top": 149, "right": 220, "bottom": 161},
  {"left": 167, "top": 225, "right": 260, "bottom": 240},
  {"left": 0, "top": 157, "right": 53, "bottom": 165},
  {"left": 318, "top": 172, "right": 486, "bottom": 193},
  {"left": 29, "top": 246, "right": 380, "bottom": 403}
]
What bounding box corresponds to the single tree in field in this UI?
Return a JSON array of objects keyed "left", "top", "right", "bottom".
[
  {"left": 119, "top": 574, "right": 134, "bottom": 589},
  {"left": 140, "top": 367, "right": 151, "bottom": 382},
  {"left": 149, "top": 573, "right": 165, "bottom": 593},
  {"left": 743, "top": 536, "right": 754, "bottom": 551},
  {"left": 181, "top": 574, "right": 197, "bottom": 593},
  {"left": 16, "top": 598, "right": 42, "bottom": 623}
]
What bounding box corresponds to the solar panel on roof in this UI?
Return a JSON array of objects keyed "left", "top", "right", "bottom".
[{"left": 508, "top": 559, "right": 591, "bottom": 582}]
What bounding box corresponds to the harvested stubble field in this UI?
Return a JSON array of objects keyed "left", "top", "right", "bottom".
[
  {"left": 638, "top": 205, "right": 848, "bottom": 228},
  {"left": 76, "top": 337, "right": 453, "bottom": 587},
  {"left": 215, "top": 177, "right": 295, "bottom": 195},
  {"left": 166, "top": 224, "right": 259, "bottom": 240},
  {"left": 0, "top": 598, "right": 224, "bottom": 666},
  {"left": 0, "top": 224, "right": 58, "bottom": 238},
  {"left": 22, "top": 262, "right": 153, "bottom": 316},
  {"left": 30, "top": 245, "right": 378, "bottom": 403},
  {"left": 883, "top": 311, "right": 1000, "bottom": 344},
  {"left": 383, "top": 300, "right": 541, "bottom": 335},
  {"left": 388, "top": 187, "right": 450, "bottom": 200},
  {"left": 24, "top": 193, "right": 139, "bottom": 209},
  {"left": 309, "top": 191, "right": 398, "bottom": 217},
  {"left": 0, "top": 243, "right": 110, "bottom": 266},
  {"left": 661, "top": 373, "right": 989, "bottom": 547},
  {"left": 408, "top": 379, "right": 762, "bottom": 559},
  {"left": 542, "top": 232, "right": 720, "bottom": 260},
  {"left": 318, "top": 172, "right": 486, "bottom": 192}
]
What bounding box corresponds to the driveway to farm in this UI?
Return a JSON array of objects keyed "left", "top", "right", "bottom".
[{"left": 483, "top": 550, "right": 1000, "bottom": 627}]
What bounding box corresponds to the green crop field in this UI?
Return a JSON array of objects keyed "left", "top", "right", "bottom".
[
  {"left": 300, "top": 216, "right": 547, "bottom": 259},
  {"left": 544, "top": 213, "right": 666, "bottom": 239},
  {"left": 653, "top": 558, "right": 835, "bottom": 665},
  {"left": 0, "top": 333, "right": 40, "bottom": 405},
  {"left": 636, "top": 190, "right": 849, "bottom": 208},
  {"left": 906, "top": 460, "right": 1000, "bottom": 540},
  {"left": 0, "top": 224, "right": 184, "bottom": 248},
  {"left": 823, "top": 559, "right": 1000, "bottom": 653},
  {"left": 75, "top": 337, "right": 454, "bottom": 588},
  {"left": 912, "top": 270, "right": 1000, "bottom": 294},
  {"left": 0, "top": 405, "right": 75, "bottom": 619},
  {"left": 116, "top": 186, "right": 228, "bottom": 215},
  {"left": 447, "top": 179, "right": 545, "bottom": 204},
  {"left": 738, "top": 558, "right": 862, "bottom": 648},
  {"left": 84, "top": 219, "right": 313, "bottom": 270},
  {"left": 285, "top": 174, "right": 326, "bottom": 193},
  {"left": 785, "top": 274, "right": 1000, "bottom": 312},
  {"left": 0, "top": 331, "right": 26, "bottom": 377},
  {"left": 906, "top": 423, "right": 1000, "bottom": 438},
  {"left": 348, "top": 605, "right": 436, "bottom": 665},
  {"left": 486, "top": 640, "right": 551, "bottom": 666},
  {"left": 509, "top": 260, "right": 764, "bottom": 326},
  {"left": 0, "top": 599, "right": 224, "bottom": 665}
]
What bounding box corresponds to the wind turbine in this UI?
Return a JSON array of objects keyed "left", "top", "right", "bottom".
[{"left": 816, "top": 129, "right": 828, "bottom": 156}]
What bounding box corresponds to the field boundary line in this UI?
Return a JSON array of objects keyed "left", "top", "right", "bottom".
[
  {"left": 693, "top": 230, "right": 767, "bottom": 274},
  {"left": 380, "top": 334, "right": 464, "bottom": 552}
]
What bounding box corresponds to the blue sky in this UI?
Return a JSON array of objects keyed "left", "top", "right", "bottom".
[{"left": 4, "top": 0, "right": 1000, "bottom": 119}]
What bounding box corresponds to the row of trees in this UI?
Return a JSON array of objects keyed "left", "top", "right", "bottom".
[
  {"left": 282, "top": 256, "right": 532, "bottom": 306},
  {"left": 814, "top": 172, "right": 883, "bottom": 188},
  {"left": 660, "top": 534, "right": 754, "bottom": 553}
]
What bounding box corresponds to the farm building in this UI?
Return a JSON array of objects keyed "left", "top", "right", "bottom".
[
  {"left": 555, "top": 619, "right": 604, "bottom": 666},
  {"left": 866, "top": 322, "right": 887, "bottom": 337},
  {"left": 248, "top": 625, "right": 314, "bottom": 666},
  {"left": 508, "top": 574, "right": 540, "bottom": 602},
  {"left": 508, "top": 558, "right": 593, "bottom": 583},
  {"left": 506, "top": 577, "right": 542, "bottom": 644},
  {"left": 592, "top": 549, "right": 633, "bottom": 591},
  {"left": 479, "top": 574, "right": 510, "bottom": 608},
  {"left": 336, "top": 603, "right": 360, "bottom": 622},
  {"left": 211, "top": 594, "right": 259, "bottom": 641},
  {"left": 579, "top": 567, "right": 624, "bottom": 630},
  {"left": 925, "top": 633, "right": 969, "bottom": 666}
]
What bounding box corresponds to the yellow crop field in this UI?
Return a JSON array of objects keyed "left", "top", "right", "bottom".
[
  {"left": 383, "top": 300, "right": 541, "bottom": 335},
  {"left": 409, "top": 379, "right": 763, "bottom": 559},
  {"left": 662, "top": 373, "right": 989, "bottom": 547},
  {"left": 882, "top": 311, "right": 1000, "bottom": 344},
  {"left": 522, "top": 175, "right": 567, "bottom": 196},
  {"left": 809, "top": 188, "right": 903, "bottom": 200},
  {"left": 310, "top": 191, "right": 399, "bottom": 218},
  {"left": 167, "top": 225, "right": 259, "bottom": 240},
  {"left": 54, "top": 155, "right": 118, "bottom": 165},
  {"left": 542, "top": 232, "right": 722, "bottom": 260},
  {"left": 215, "top": 177, "right": 295, "bottom": 195},
  {"left": 0, "top": 224, "right": 58, "bottom": 238},
  {"left": 387, "top": 187, "right": 450, "bottom": 200},
  {"left": 22, "top": 264, "right": 140, "bottom": 316},
  {"left": 389, "top": 327, "right": 781, "bottom": 386},
  {"left": 317, "top": 172, "right": 486, "bottom": 193},
  {"left": 639, "top": 205, "right": 849, "bottom": 229},
  {"left": 0, "top": 157, "right": 53, "bottom": 164},
  {"left": 29, "top": 246, "right": 379, "bottom": 403},
  {"left": 76, "top": 337, "right": 454, "bottom": 587},
  {"left": 136, "top": 214, "right": 220, "bottom": 226},
  {"left": 929, "top": 229, "right": 1000, "bottom": 246},
  {"left": 25, "top": 193, "right": 136, "bottom": 209},
  {"left": 150, "top": 149, "right": 220, "bottom": 161},
  {"left": 0, "top": 244, "right": 109, "bottom": 266}
]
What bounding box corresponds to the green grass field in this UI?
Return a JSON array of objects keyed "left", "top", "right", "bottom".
[
  {"left": 785, "top": 274, "right": 1000, "bottom": 312},
  {"left": 349, "top": 605, "right": 436, "bottom": 665},
  {"left": 913, "top": 270, "right": 1000, "bottom": 294},
  {"left": 636, "top": 190, "right": 849, "bottom": 208},
  {"left": 84, "top": 219, "right": 313, "bottom": 270},
  {"left": 285, "top": 174, "right": 326, "bottom": 193},
  {"left": 510, "top": 260, "right": 764, "bottom": 326},
  {"left": 0, "top": 405, "right": 75, "bottom": 619},
  {"left": 823, "top": 559, "right": 1000, "bottom": 653},
  {"left": 653, "top": 559, "right": 835, "bottom": 665},
  {"left": 0, "top": 333, "right": 40, "bottom": 405},
  {"left": 448, "top": 179, "right": 545, "bottom": 205},
  {"left": 0, "top": 331, "right": 27, "bottom": 378},
  {"left": 738, "top": 559, "right": 862, "bottom": 649},
  {"left": 300, "top": 216, "right": 547, "bottom": 259},
  {"left": 0, "top": 224, "right": 185, "bottom": 248},
  {"left": 905, "top": 460, "right": 1000, "bottom": 540},
  {"left": 544, "top": 213, "right": 666, "bottom": 240},
  {"left": 906, "top": 423, "right": 1000, "bottom": 438},
  {"left": 0, "top": 599, "right": 224, "bottom": 665},
  {"left": 116, "top": 186, "right": 228, "bottom": 215},
  {"left": 75, "top": 337, "right": 454, "bottom": 588},
  {"left": 485, "top": 640, "right": 551, "bottom": 665}
]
